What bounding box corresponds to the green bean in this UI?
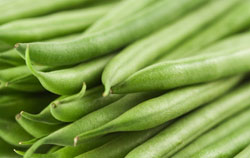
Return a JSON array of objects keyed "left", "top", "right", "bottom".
[
  {"left": 0, "top": 0, "right": 96, "bottom": 25},
  {"left": 75, "top": 76, "right": 241, "bottom": 142},
  {"left": 15, "top": 134, "right": 116, "bottom": 158},
  {"left": 25, "top": 46, "right": 113, "bottom": 95},
  {"left": 23, "top": 92, "right": 157, "bottom": 158},
  {"left": 125, "top": 82, "right": 250, "bottom": 158},
  {"left": 0, "top": 139, "right": 21, "bottom": 158},
  {"left": 75, "top": 123, "right": 169, "bottom": 158},
  {"left": 172, "top": 108, "right": 250, "bottom": 157},
  {"left": 50, "top": 86, "right": 124, "bottom": 122},
  {"left": 85, "top": 0, "right": 156, "bottom": 33},
  {"left": 159, "top": 1, "right": 250, "bottom": 61},
  {"left": 192, "top": 125, "right": 250, "bottom": 158},
  {"left": 0, "top": 49, "right": 25, "bottom": 66},
  {"left": 0, "top": 92, "right": 55, "bottom": 119},
  {"left": 234, "top": 144, "right": 250, "bottom": 158},
  {"left": 102, "top": 0, "right": 239, "bottom": 96},
  {"left": 113, "top": 49, "right": 250, "bottom": 94},
  {"left": 0, "top": 4, "right": 114, "bottom": 45},
  {"left": 15, "top": 112, "right": 65, "bottom": 138},
  {"left": 0, "top": 118, "right": 33, "bottom": 147},
  {"left": 16, "top": 0, "right": 207, "bottom": 66}
]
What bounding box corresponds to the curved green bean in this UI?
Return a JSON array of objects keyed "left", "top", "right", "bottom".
[
  {"left": 23, "top": 92, "right": 156, "bottom": 158},
  {"left": 113, "top": 49, "right": 250, "bottom": 93},
  {"left": 192, "top": 125, "right": 250, "bottom": 158},
  {"left": 0, "top": 0, "right": 94, "bottom": 25},
  {"left": 0, "top": 4, "right": 114, "bottom": 44},
  {"left": 16, "top": 0, "right": 206, "bottom": 66},
  {"left": 75, "top": 76, "right": 241, "bottom": 142},
  {"left": 50, "top": 86, "right": 124, "bottom": 122},
  {"left": 234, "top": 144, "right": 250, "bottom": 158},
  {"left": 102, "top": 0, "right": 239, "bottom": 95},
  {"left": 125, "top": 82, "right": 250, "bottom": 158},
  {"left": 172, "top": 108, "right": 250, "bottom": 157},
  {"left": 25, "top": 46, "right": 113, "bottom": 95}
]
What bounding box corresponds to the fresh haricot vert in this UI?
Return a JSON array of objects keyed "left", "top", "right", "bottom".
[
  {"left": 85, "top": 0, "right": 156, "bottom": 33},
  {"left": 172, "top": 108, "right": 250, "bottom": 158},
  {"left": 191, "top": 125, "right": 250, "bottom": 158},
  {"left": 50, "top": 86, "right": 124, "bottom": 122},
  {"left": 102, "top": 0, "right": 240, "bottom": 96},
  {"left": 234, "top": 144, "right": 250, "bottom": 158},
  {"left": 23, "top": 92, "right": 157, "bottom": 158},
  {"left": 0, "top": 4, "right": 114, "bottom": 44},
  {"left": 25, "top": 46, "right": 113, "bottom": 95},
  {"left": 15, "top": 112, "right": 65, "bottom": 138},
  {"left": 75, "top": 76, "right": 241, "bottom": 142},
  {"left": 112, "top": 49, "right": 250, "bottom": 94},
  {"left": 159, "top": 0, "right": 250, "bottom": 61},
  {"left": 0, "top": 0, "right": 96, "bottom": 25},
  {"left": 0, "top": 118, "right": 33, "bottom": 147},
  {"left": 125, "top": 82, "right": 250, "bottom": 158},
  {"left": 0, "top": 92, "right": 55, "bottom": 119},
  {"left": 75, "top": 123, "right": 170, "bottom": 158},
  {"left": 15, "top": 134, "right": 117, "bottom": 158},
  {"left": 16, "top": 0, "right": 208, "bottom": 66}
]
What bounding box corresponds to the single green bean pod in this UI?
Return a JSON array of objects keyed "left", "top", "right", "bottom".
[
  {"left": 113, "top": 49, "right": 250, "bottom": 94},
  {"left": 234, "top": 144, "right": 250, "bottom": 158},
  {"left": 75, "top": 76, "right": 241, "bottom": 142},
  {"left": 23, "top": 92, "right": 157, "bottom": 158},
  {"left": 16, "top": 0, "right": 208, "bottom": 66},
  {"left": 125, "top": 82, "right": 250, "bottom": 158},
  {"left": 102, "top": 0, "right": 240, "bottom": 96},
  {"left": 172, "top": 108, "right": 250, "bottom": 157}
]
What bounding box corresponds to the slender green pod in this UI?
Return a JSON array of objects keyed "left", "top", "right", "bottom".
[
  {"left": 75, "top": 123, "right": 169, "bottom": 158},
  {"left": 160, "top": 0, "right": 250, "bottom": 61},
  {"left": 102, "top": 0, "right": 240, "bottom": 95},
  {"left": 172, "top": 108, "right": 250, "bottom": 157},
  {"left": 0, "top": 4, "right": 114, "bottom": 44},
  {"left": 25, "top": 46, "right": 113, "bottom": 95},
  {"left": 0, "top": 0, "right": 96, "bottom": 25},
  {"left": 75, "top": 76, "right": 241, "bottom": 142},
  {"left": 50, "top": 86, "right": 124, "bottom": 122},
  {"left": 15, "top": 134, "right": 116, "bottom": 158},
  {"left": 16, "top": 0, "right": 208, "bottom": 66},
  {"left": 23, "top": 92, "right": 157, "bottom": 158},
  {"left": 0, "top": 49, "right": 24, "bottom": 66},
  {"left": 113, "top": 49, "right": 250, "bottom": 93},
  {"left": 125, "top": 82, "right": 250, "bottom": 158},
  {"left": 0, "top": 118, "right": 33, "bottom": 147},
  {"left": 0, "top": 139, "right": 21, "bottom": 158},
  {"left": 234, "top": 144, "right": 250, "bottom": 158},
  {"left": 0, "top": 92, "right": 55, "bottom": 119},
  {"left": 192, "top": 125, "right": 250, "bottom": 158},
  {"left": 15, "top": 112, "right": 65, "bottom": 138},
  {"left": 85, "top": 0, "right": 156, "bottom": 33}
]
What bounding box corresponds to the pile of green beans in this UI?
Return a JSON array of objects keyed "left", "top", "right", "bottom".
[{"left": 1, "top": 0, "right": 250, "bottom": 158}]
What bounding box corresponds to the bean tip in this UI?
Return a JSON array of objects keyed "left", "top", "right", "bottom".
[
  {"left": 16, "top": 113, "right": 22, "bottom": 120},
  {"left": 14, "top": 43, "right": 19, "bottom": 48},
  {"left": 74, "top": 136, "right": 79, "bottom": 147},
  {"left": 18, "top": 142, "right": 22, "bottom": 145}
]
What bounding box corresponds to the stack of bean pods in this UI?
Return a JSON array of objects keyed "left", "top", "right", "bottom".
[{"left": 1, "top": 0, "right": 250, "bottom": 157}]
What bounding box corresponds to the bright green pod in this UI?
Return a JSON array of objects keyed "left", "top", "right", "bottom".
[
  {"left": 172, "top": 108, "right": 250, "bottom": 157},
  {"left": 75, "top": 76, "right": 241, "bottom": 142},
  {"left": 125, "top": 82, "right": 250, "bottom": 158},
  {"left": 113, "top": 49, "right": 250, "bottom": 94},
  {"left": 25, "top": 46, "right": 113, "bottom": 95},
  {"left": 0, "top": 118, "right": 33, "bottom": 147},
  {"left": 0, "top": 0, "right": 96, "bottom": 25},
  {"left": 75, "top": 123, "right": 169, "bottom": 158},
  {"left": 160, "top": 1, "right": 250, "bottom": 60},
  {"left": 16, "top": 0, "right": 207, "bottom": 66},
  {"left": 192, "top": 125, "right": 250, "bottom": 158},
  {"left": 23, "top": 92, "right": 157, "bottom": 158},
  {"left": 234, "top": 144, "right": 250, "bottom": 158},
  {"left": 50, "top": 86, "right": 124, "bottom": 122},
  {"left": 0, "top": 4, "right": 114, "bottom": 45}
]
